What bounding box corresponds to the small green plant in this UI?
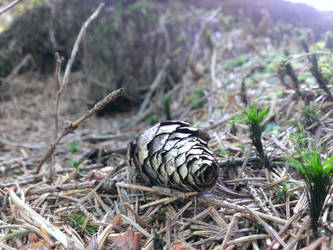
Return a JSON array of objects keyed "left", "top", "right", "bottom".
[
  {"left": 288, "top": 128, "right": 312, "bottom": 156},
  {"left": 68, "top": 141, "right": 79, "bottom": 153},
  {"left": 190, "top": 87, "right": 204, "bottom": 109},
  {"left": 286, "top": 147, "right": 333, "bottom": 237},
  {"left": 215, "top": 103, "right": 224, "bottom": 109},
  {"left": 153, "top": 229, "right": 165, "bottom": 249},
  {"left": 146, "top": 115, "right": 157, "bottom": 125},
  {"left": 71, "top": 159, "right": 80, "bottom": 169},
  {"left": 176, "top": 34, "right": 187, "bottom": 45},
  {"left": 237, "top": 105, "right": 271, "bottom": 168},
  {"left": 63, "top": 212, "right": 98, "bottom": 236},
  {"left": 225, "top": 55, "right": 249, "bottom": 71},
  {"left": 31, "top": 0, "right": 43, "bottom": 6},
  {"left": 302, "top": 102, "right": 321, "bottom": 128},
  {"left": 274, "top": 179, "right": 295, "bottom": 203},
  {"left": 229, "top": 119, "right": 237, "bottom": 135},
  {"left": 162, "top": 96, "right": 171, "bottom": 120},
  {"left": 218, "top": 148, "right": 229, "bottom": 156}
]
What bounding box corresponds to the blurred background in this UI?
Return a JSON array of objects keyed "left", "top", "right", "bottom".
[{"left": 1, "top": 0, "right": 333, "bottom": 115}]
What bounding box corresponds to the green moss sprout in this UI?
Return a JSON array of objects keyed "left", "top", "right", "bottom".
[
  {"left": 286, "top": 147, "right": 333, "bottom": 237},
  {"left": 237, "top": 105, "right": 271, "bottom": 169}
]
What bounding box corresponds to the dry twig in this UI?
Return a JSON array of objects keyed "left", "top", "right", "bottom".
[
  {"left": 0, "top": 0, "right": 23, "bottom": 15},
  {"left": 55, "top": 2, "right": 105, "bottom": 136},
  {"left": 36, "top": 88, "right": 124, "bottom": 173}
]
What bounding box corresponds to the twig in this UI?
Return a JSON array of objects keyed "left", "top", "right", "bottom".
[
  {"left": 55, "top": 2, "right": 105, "bottom": 137},
  {"left": 124, "top": 202, "right": 152, "bottom": 229},
  {"left": 227, "top": 234, "right": 268, "bottom": 245},
  {"left": 120, "top": 214, "right": 150, "bottom": 238},
  {"left": 0, "top": 242, "right": 16, "bottom": 250},
  {"left": 188, "top": 8, "right": 221, "bottom": 64},
  {"left": 303, "top": 236, "right": 326, "bottom": 250},
  {"left": 210, "top": 46, "right": 224, "bottom": 88},
  {"left": 36, "top": 88, "right": 124, "bottom": 173},
  {"left": 245, "top": 207, "right": 287, "bottom": 248},
  {"left": 0, "top": 0, "right": 23, "bottom": 15},
  {"left": 54, "top": 52, "right": 62, "bottom": 137},
  {"left": 283, "top": 51, "right": 330, "bottom": 66},
  {"left": 270, "top": 209, "right": 305, "bottom": 248},
  {"left": 219, "top": 213, "right": 240, "bottom": 249},
  {"left": 26, "top": 181, "right": 98, "bottom": 195},
  {"left": 58, "top": 2, "right": 104, "bottom": 95},
  {"left": 137, "top": 60, "right": 169, "bottom": 116},
  {"left": 300, "top": 40, "right": 333, "bottom": 101},
  {"left": 198, "top": 196, "right": 288, "bottom": 224},
  {"left": 5, "top": 54, "right": 33, "bottom": 83},
  {"left": 284, "top": 216, "right": 310, "bottom": 250},
  {"left": 140, "top": 191, "right": 197, "bottom": 209}
]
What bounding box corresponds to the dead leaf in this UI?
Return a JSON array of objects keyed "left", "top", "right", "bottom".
[
  {"left": 40, "top": 226, "right": 49, "bottom": 238},
  {"left": 110, "top": 230, "right": 141, "bottom": 250},
  {"left": 20, "top": 240, "right": 49, "bottom": 250},
  {"left": 171, "top": 241, "right": 191, "bottom": 250}
]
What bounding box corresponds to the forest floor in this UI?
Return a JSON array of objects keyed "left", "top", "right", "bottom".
[{"left": 1, "top": 8, "right": 333, "bottom": 250}]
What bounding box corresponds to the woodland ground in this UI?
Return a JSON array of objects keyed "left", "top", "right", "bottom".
[{"left": 1, "top": 2, "right": 333, "bottom": 250}]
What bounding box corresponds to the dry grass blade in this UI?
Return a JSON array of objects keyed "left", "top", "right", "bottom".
[
  {"left": 284, "top": 216, "right": 310, "bottom": 250},
  {"left": 8, "top": 189, "right": 83, "bottom": 249},
  {"left": 0, "top": 242, "right": 16, "bottom": 250},
  {"left": 227, "top": 234, "right": 269, "bottom": 245},
  {"left": 120, "top": 214, "right": 150, "bottom": 238},
  {"left": 245, "top": 207, "right": 286, "bottom": 248},
  {"left": 124, "top": 202, "right": 152, "bottom": 229},
  {"left": 97, "top": 224, "right": 114, "bottom": 250},
  {"left": 199, "top": 196, "right": 288, "bottom": 224},
  {"left": 219, "top": 213, "right": 240, "bottom": 249}
]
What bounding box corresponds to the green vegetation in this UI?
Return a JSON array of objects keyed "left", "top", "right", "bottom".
[
  {"left": 215, "top": 103, "right": 224, "bottom": 109},
  {"left": 63, "top": 212, "right": 98, "bottom": 236},
  {"left": 302, "top": 102, "right": 321, "bottom": 128},
  {"left": 289, "top": 128, "right": 312, "bottom": 156},
  {"left": 190, "top": 87, "right": 204, "bottom": 109},
  {"left": 68, "top": 141, "right": 79, "bottom": 153},
  {"left": 286, "top": 147, "right": 333, "bottom": 237},
  {"left": 146, "top": 115, "right": 157, "bottom": 125},
  {"left": 71, "top": 159, "right": 80, "bottom": 169},
  {"left": 218, "top": 147, "right": 229, "bottom": 156},
  {"left": 162, "top": 96, "right": 171, "bottom": 120},
  {"left": 225, "top": 55, "right": 249, "bottom": 71},
  {"left": 236, "top": 105, "right": 271, "bottom": 169},
  {"left": 0, "top": 230, "right": 33, "bottom": 241},
  {"left": 274, "top": 179, "right": 295, "bottom": 203}
]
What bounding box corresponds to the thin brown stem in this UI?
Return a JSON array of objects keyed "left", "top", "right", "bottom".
[
  {"left": 0, "top": 0, "right": 23, "bottom": 15},
  {"left": 54, "top": 52, "right": 62, "bottom": 137},
  {"left": 36, "top": 88, "right": 124, "bottom": 174}
]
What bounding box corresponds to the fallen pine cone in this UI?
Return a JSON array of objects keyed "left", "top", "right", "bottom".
[{"left": 128, "top": 121, "right": 218, "bottom": 191}]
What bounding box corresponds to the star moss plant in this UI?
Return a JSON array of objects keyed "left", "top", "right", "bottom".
[
  {"left": 237, "top": 105, "right": 271, "bottom": 169},
  {"left": 286, "top": 147, "right": 333, "bottom": 237}
]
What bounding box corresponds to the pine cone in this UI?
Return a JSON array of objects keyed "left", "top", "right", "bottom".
[{"left": 128, "top": 121, "right": 218, "bottom": 191}]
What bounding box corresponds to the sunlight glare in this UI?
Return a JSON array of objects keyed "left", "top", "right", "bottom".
[{"left": 286, "top": 0, "right": 333, "bottom": 11}]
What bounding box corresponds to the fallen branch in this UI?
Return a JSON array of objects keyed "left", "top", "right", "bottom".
[{"left": 36, "top": 88, "right": 124, "bottom": 174}]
